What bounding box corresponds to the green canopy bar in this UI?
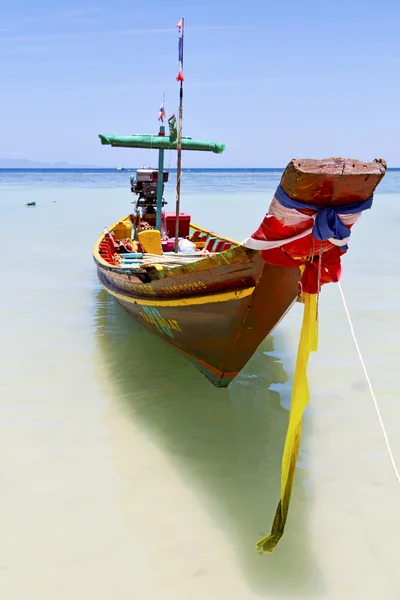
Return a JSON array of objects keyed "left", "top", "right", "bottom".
[{"left": 98, "top": 134, "right": 225, "bottom": 154}]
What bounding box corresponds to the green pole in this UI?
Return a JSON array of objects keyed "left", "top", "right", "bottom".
[{"left": 156, "top": 124, "right": 165, "bottom": 231}]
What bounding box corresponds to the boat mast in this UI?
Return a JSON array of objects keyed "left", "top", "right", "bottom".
[
  {"left": 174, "top": 17, "right": 184, "bottom": 253},
  {"left": 156, "top": 97, "right": 166, "bottom": 232}
]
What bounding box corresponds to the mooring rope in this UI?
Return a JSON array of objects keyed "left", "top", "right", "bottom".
[{"left": 338, "top": 281, "right": 400, "bottom": 485}]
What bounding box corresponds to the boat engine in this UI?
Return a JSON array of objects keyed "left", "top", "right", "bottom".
[{"left": 130, "top": 168, "right": 168, "bottom": 217}]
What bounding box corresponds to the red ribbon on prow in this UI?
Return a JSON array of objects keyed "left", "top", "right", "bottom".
[{"left": 250, "top": 208, "right": 350, "bottom": 294}]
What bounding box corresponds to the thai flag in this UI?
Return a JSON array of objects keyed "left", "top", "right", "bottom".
[{"left": 158, "top": 103, "right": 166, "bottom": 122}]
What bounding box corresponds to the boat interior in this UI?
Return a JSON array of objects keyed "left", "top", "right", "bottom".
[
  {"left": 97, "top": 217, "right": 238, "bottom": 268},
  {"left": 95, "top": 167, "right": 238, "bottom": 271}
]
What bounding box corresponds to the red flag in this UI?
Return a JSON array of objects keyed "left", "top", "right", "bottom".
[{"left": 176, "top": 18, "right": 183, "bottom": 28}]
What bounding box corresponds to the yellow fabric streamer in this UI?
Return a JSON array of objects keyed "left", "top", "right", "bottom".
[{"left": 256, "top": 292, "right": 319, "bottom": 553}]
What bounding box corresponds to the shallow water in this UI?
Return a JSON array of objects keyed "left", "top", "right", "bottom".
[{"left": 1, "top": 170, "right": 400, "bottom": 599}]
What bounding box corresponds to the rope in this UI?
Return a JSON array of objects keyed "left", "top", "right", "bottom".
[
  {"left": 338, "top": 281, "right": 400, "bottom": 485},
  {"left": 139, "top": 253, "right": 207, "bottom": 268}
]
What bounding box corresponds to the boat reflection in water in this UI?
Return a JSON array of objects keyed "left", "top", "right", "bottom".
[{"left": 93, "top": 288, "right": 319, "bottom": 596}]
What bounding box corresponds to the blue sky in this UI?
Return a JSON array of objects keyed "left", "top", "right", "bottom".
[{"left": 1, "top": 0, "right": 399, "bottom": 167}]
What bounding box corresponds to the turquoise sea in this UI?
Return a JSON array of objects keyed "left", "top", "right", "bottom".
[{"left": 1, "top": 168, "right": 400, "bottom": 599}]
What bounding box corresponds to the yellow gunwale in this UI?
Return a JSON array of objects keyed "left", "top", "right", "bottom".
[
  {"left": 100, "top": 282, "right": 255, "bottom": 307},
  {"left": 190, "top": 222, "right": 238, "bottom": 246}
]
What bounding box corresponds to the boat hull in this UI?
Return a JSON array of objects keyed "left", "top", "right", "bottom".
[{"left": 95, "top": 247, "right": 301, "bottom": 386}]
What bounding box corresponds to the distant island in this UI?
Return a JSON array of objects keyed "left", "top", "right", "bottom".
[{"left": 0, "top": 158, "right": 101, "bottom": 169}]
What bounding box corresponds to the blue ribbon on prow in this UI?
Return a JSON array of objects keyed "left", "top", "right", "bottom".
[{"left": 275, "top": 185, "right": 373, "bottom": 249}]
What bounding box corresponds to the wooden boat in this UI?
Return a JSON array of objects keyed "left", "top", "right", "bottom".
[
  {"left": 93, "top": 20, "right": 387, "bottom": 388},
  {"left": 93, "top": 157, "right": 386, "bottom": 387}
]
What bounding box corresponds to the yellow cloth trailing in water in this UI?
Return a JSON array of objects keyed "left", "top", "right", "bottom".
[
  {"left": 137, "top": 229, "right": 163, "bottom": 255},
  {"left": 257, "top": 292, "right": 318, "bottom": 553}
]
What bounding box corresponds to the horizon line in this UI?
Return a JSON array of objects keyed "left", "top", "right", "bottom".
[{"left": 1, "top": 166, "right": 400, "bottom": 171}]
